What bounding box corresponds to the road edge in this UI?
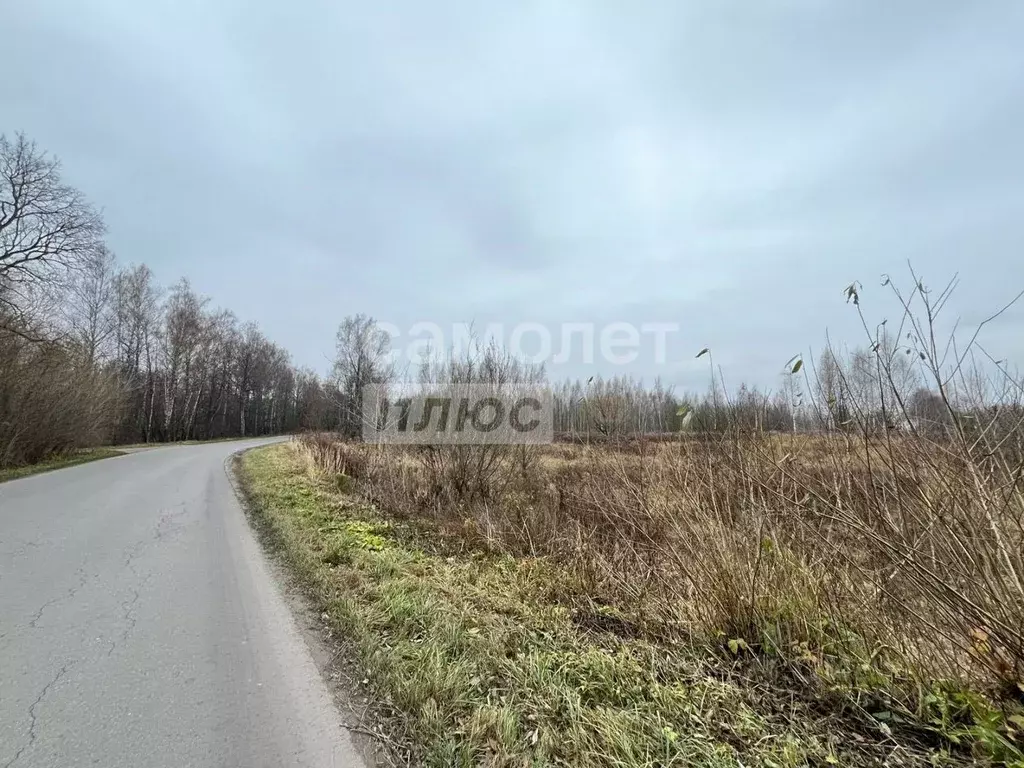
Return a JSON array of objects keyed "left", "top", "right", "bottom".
[
  {"left": 0, "top": 448, "right": 126, "bottom": 485},
  {"left": 225, "top": 444, "right": 403, "bottom": 768}
]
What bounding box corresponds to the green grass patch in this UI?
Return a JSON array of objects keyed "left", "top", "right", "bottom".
[
  {"left": 237, "top": 443, "right": 999, "bottom": 767},
  {"left": 0, "top": 447, "right": 125, "bottom": 484}
]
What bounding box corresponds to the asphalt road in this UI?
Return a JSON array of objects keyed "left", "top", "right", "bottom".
[{"left": 0, "top": 439, "right": 364, "bottom": 768}]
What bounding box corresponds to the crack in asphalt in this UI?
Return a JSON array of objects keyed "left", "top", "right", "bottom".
[
  {"left": 0, "top": 537, "right": 42, "bottom": 561},
  {"left": 19, "top": 526, "right": 160, "bottom": 656},
  {"left": 2, "top": 662, "right": 75, "bottom": 768},
  {"left": 153, "top": 501, "right": 189, "bottom": 542},
  {"left": 99, "top": 508, "right": 183, "bottom": 658},
  {"left": 27, "top": 565, "right": 90, "bottom": 629},
  {"left": 15, "top": 494, "right": 186, "bottom": 657},
  {"left": 122, "top": 537, "right": 147, "bottom": 574},
  {"left": 106, "top": 575, "right": 152, "bottom": 658}
]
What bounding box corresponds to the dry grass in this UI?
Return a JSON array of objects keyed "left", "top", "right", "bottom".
[
  {"left": 243, "top": 442, "right": 940, "bottom": 767},
  {"left": 0, "top": 447, "right": 124, "bottom": 484},
  {"left": 270, "top": 277, "right": 1024, "bottom": 764},
  {"left": 291, "top": 426, "right": 1024, "bottom": 766}
]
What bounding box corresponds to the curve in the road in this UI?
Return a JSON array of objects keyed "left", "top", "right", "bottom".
[{"left": 0, "top": 438, "right": 364, "bottom": 768}]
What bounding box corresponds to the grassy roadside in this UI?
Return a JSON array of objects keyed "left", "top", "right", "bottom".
[
  {"left": 237, "top": 442, "right": 932, "bottom": 768},
  {"left": 0, "top": 447, "right": 125, "bottom": 484},
  {"left": 0, "top": 435, "right": 257, "bottom": 483}
]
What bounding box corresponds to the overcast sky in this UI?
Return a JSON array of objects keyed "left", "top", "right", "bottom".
[{"left": 5, "top": 1, "right": 1024, "bottom": 390}]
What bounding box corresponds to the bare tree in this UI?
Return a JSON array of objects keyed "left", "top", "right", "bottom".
[
  {"left": 158, "top": 279, "right": 207, "bottom": 440},
  {"left": 0, "top": 133, "right": 104, "bottom": 338},
  {"left": 0, "top": 131, "right": 335, "bottom": 466},
  {"left": 111, "top": 264, "right": 161, "bottom": 441},
  {"left": 815, "top": 348, "right": 849, "bottom": 431},
  {"left": 65, "top": 246, "right": 117, "bottom": 364},
  {"left": 332, "top": 314, "right": 392, "bottom": 438}
]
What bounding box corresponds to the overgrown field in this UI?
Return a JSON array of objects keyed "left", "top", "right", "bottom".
[{"left": 240, "top": 429, "right": 1024, "bottom": 767}]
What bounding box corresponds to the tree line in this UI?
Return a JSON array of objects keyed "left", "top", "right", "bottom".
[
  {"left": 5, "top": 132, "right": 1015, "bottom": 467},
  {"left": 324, "top": 304, "right": 1018, "bottom": 445},
  {"left": 328, "top": 315, "right": 997, "bottom": 443},
  {"left": 549, "top": 344, "right": 1009, "bottom": 441},
  {"left": 1, "top": 132, "right": 340, "bottom": 467}
]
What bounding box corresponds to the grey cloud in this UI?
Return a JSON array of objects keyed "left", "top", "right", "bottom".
[{"left": 4, "top": 0, "right": 1024, "bottom": 391}]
